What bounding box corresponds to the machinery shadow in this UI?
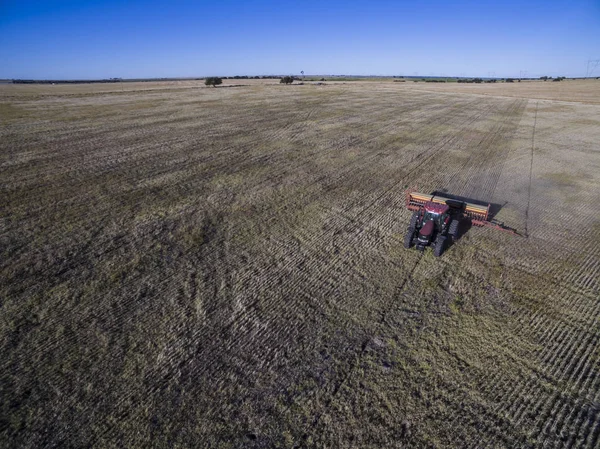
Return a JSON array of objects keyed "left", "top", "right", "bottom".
[
  {"left": 432, "top": 189, "right": 507, "bottom": 246},
  {"left": 432, "top": 190, "right": 505, "bottom": 220}
]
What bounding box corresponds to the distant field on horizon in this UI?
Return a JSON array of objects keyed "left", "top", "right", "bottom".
[
  {"left": 2, "top": 77, "right": 598, "bottom": 104},
  {"left": 1, "top": 79, "right": 599, "bottom": 448}
]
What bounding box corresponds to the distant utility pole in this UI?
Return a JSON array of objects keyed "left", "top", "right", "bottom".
[
  {"left": 586, "top": 60, "right": 599, "bottom": 78},
  {"left": 519, "top": 70, "right": 528, "bottom": 80},
  {"left": 487, "top": 71, "right": 496, "bottom": 78}
]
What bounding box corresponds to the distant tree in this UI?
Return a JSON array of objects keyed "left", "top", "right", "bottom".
[
  {"left": 506, "top": 78, "right": 514, "bottom": 83},
  {"left": 205, "top": 77, "right": 223, "bottom": 87},
  {"left": 280, "top": 76, "right": 294, "bottom": 85}
]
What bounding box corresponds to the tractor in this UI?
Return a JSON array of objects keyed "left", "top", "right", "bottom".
[
  {"left": 403, "top": 191, "right": 519, "bottom": 256},
  {"left": 404, "top": 201, "right": 461, "bottom": 256}
]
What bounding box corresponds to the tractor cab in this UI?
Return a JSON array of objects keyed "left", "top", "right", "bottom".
[
  {"left": 423, "top": 201, "right": 449, "bottom": 221},
  {"left": 422, "top": 202, "right": 450, "bottom": 228},
  {"left": 416, "top": 202, "right": 451, "bottom": 247}
]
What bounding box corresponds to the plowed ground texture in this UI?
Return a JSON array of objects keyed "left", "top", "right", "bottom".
[{"left": 1, "top": 80, "right": 600, "bottom": 448}]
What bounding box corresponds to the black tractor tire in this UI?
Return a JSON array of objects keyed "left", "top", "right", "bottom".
[
  {"left": 448, "top": 219, "right": 460, "bottom": 241},
  {"left": 409, "top": 211, "right": 419, "bottom": 230},
  {"left": 433, "top": 236, "right": 447, "bottom": 257},
  {"left": 404, "top": 228, "right": 415, "bottom": 249}
]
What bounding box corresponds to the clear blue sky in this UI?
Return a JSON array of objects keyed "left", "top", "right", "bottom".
[{"left": 1, "top": 0, "right": 599, "bottom": 79}]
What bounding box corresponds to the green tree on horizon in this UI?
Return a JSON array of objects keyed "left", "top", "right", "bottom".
[{"left": 205, "top": 77, "right": 223, "bottom": 87}]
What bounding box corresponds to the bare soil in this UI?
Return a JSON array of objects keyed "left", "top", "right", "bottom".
[{"left": 1, "top": 79, "right": 599, "bottom": 448}]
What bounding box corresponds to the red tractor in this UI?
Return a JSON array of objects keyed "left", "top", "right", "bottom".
[{"left": 404, "top": 201, "right": 461, "bottom": 257}]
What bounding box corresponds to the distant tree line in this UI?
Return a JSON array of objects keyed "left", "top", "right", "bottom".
[
  {"left": 457, "top": 78, "right": 484, "bottom": 83},
  {"left": 11, "top": 77, "right": 199, "bottom": 84},
  {"left": 13, "top": 79, "right": 124, "bottom": 84}
]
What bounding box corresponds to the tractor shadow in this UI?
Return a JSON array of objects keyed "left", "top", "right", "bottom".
[{"left": 432, "top": 190, "right": 506, "bottom": 248}]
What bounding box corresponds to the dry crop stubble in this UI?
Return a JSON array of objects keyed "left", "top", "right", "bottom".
[{"left": 1, "top": 80, "right": 600, "bottom": 448}]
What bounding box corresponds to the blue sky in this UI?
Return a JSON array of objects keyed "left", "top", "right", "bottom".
[{"left": 1, "top": 0, "right": 599, "bottom": 79}]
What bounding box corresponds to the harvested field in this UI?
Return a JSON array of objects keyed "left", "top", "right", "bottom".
[
  {"left": 400, "top": 78, "right": 600, "bottom": 104},
  {"left": 1, "top": 80, "right": 600, "bottom": 448}
]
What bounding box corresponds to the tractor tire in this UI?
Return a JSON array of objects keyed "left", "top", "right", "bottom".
[
  {"left": 448, "top": 219, "right": 460, "bottom": 241},
  {"left": 404, "top": 228, "right": 415, "bottom": 249},
  {"left": 433, "top": 236, "right": 447, "bottom": 257},
  {"left": 409, "top": 211, "right": 419, "bottom": 230}
]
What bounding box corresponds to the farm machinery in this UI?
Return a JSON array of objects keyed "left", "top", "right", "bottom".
[{"left": 404, "top": 191, "right": 517, "bottom": 256}]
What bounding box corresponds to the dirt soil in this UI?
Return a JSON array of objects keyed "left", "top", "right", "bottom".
[{"left": 1, "top": 79, "right": 600, "bottom": 448}]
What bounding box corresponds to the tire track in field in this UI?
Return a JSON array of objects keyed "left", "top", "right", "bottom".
[
  {"left": 307, "top": 252, "right": 424, "bottom": 437},
  {"left": 524, "top": 101, "right": 538, "bottom": 238},
  {"left": 445, "top": 98, "right": 527, "bottom": 201},
  {"left": 464, "top": 99, "right": 528, "bottom": 200}
]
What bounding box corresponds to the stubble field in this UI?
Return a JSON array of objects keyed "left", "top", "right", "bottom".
[{"left": 1, "top": 79, "right": 600, "bottom": 448}]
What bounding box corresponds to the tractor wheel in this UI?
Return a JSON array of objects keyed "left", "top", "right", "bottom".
[
  {"left": 448, "top": 219, "right": 460, "bottom": 241},
  {"left": 409, "top": 211, "right": 419, "bottom": 229},
  {"left": 404, "top": 228, "right": 415, "bottom": 249},
  {"left": 433, "top": 236, "right": 447, "bottom": 257}
]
